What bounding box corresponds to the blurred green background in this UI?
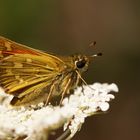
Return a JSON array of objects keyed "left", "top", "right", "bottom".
[{"left": 0, "top": 0, "right": 140, "bottom": 140}]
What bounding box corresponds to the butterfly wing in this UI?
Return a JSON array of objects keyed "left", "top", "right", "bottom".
[{"left": 0, "top": 36, "right": 66, "bottom": 105}]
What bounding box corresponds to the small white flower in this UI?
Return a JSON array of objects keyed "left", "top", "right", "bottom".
[{"left": 99, "top": 102, "right": 110, "bottom": 111}]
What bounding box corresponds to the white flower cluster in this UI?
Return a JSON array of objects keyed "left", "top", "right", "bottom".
[
  {"left": 0, "top": 83, "right": 118, "bottom": 140},
  {"left": 63, "top": 83, "right": 118, "bottom": 138}
]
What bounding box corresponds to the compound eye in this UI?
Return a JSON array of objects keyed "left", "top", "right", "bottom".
[{"left": 76, "top": 60, "right": 86, "bottom": 69}]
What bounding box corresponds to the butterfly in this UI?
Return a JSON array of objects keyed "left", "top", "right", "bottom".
[{"left": 0, "top": 36, "right": 102, "bottom": 106}]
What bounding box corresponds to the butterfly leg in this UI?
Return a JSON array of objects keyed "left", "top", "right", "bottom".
[
  {"left": 60, "top": 78, "right": 71, "bottom": 105},
  {"left": 81, "top": 84, "right": 85, "bottom": 93},
  {"left": 45, "top": 83, "right": 55, "bottom": 105}
]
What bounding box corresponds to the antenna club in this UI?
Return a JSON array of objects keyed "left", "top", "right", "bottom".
[{"left": 97, "top": 53, "right": 103, "bottom": 56}]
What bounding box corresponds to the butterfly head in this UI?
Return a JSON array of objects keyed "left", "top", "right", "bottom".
[
  {"left": 73, "top": 53, "right": 102, "bottom": 73},
  {"left": 73, "top": 54, "right": 89, "bottom": 72}
]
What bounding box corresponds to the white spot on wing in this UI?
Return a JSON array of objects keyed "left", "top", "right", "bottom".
[
  {"left": 5, "top": 41, "right": 12, "bottom": 51},
  {"left": 15, "top": 75, "right": 24, "bottom": 83},
  {"left": 26, "top": 58, "right": 32, "bottom": 63},
  {"left": 14, "top": 62, "right": 23, "bottom": 68}
]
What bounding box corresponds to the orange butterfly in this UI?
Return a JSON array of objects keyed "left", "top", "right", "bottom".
[{"left": 0, "top": 36, "right": 101, "bottom": 106}]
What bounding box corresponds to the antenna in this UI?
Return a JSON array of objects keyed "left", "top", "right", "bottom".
[
  {"left": 88, "top": 41, "right": 102, "bottom": 59},
  {"left": 89, "top": 41, "right": 96, "bottom": 47}
]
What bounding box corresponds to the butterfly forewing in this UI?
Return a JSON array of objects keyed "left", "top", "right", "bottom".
[{"left": 0, "top": 36, "right": 73, "bottom": 106}]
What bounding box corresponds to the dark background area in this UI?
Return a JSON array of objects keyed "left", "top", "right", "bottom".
[{"left": 0, "top": 1, "right": 140, "bottom": 140}]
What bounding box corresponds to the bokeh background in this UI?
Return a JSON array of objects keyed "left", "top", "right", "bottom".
[{"left": 0, "top": 1, "right": 140, "bottom": 140}]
